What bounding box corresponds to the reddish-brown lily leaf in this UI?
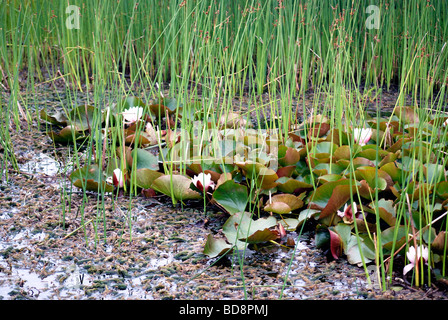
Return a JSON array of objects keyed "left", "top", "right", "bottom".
[
  {"left": 432, "top": 231, "right": 448, "bottom": 253},
  {"left": 308, "top": 179, "right": 359, "bottom": 215},
  {"left": 329, "top": 229, "right": 342, "bottom": 260},
  {"left": 308, "top": 122, "right": 331, "bottom": 138},
  {"left": 278, "top": 146, "right": 301, "bottom": 167},
  {"left": 276, "top": 165, "right": 296, "bottom": 178},
  {"left": 395, "top": 106, "right": 420, "bottom": 125},
  {"left": 317, "top": 182, "right": 359, "bottom": 220}
]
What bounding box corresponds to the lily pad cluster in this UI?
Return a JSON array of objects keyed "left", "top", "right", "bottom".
[{"left": 42, "top": 98, "right": 448, "bottom": 284}]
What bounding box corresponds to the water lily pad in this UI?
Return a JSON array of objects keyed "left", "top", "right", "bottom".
[
  {"left": 395, "top": 106, "right": 420, "bottom": 125},
  {"left": 423, "top": 163, "right": 445, "bottom": 184},
  {"left": 222, "top": 211, "right": 278, "bottom": 245},
  {"left": 345, "top": 233, "right": 376, "bottom": 266},
  {"left": 310, "top": 141, "right": 338, "bottom": 156},
  {"left": 117, "top": 96, "right": 147, "bottom": 111},
  {"left": 134, "top": 168, "right": 164, "bottom": 189},
  {"left": 312, "top": 163, "right": 345, "bottom": 176},
  {"left": 149, "top": 97, "right": 179, "bottom": 116},
  {"left": 376, "top": 198, "right": 397, "bottom": 226},
  {"left": 47, "top": 125, "right": 86, "bottom": 143},
  {"left": 39, "top": 109, "right": 68, "bottom": 126},
  {"left": 380, "top": 162, "right": 402, "bottom": 184},
  {"left": 308, "top": 122, "right": 331, "bottom": 138},
  {"left": 236, "top": 161, "right": 278, "bottom": 189},
  {"left": 315, "top": 226, "right": 342, "bottom": 259},
  {"left": 68, "top": 105, "right": 99, "bottom": 131},
  {"left": 264, "top": 194, "right": 303, "bottom": 214},
  {"left": 354, "top": 166, "right": 391, "bottom": 190},
  {"left": 70, "top": 164, "right": 114, "bottom": 192},
  {"left": 275, "top": 176, "right": 313, "bottom": 194},
  {"left": 308, "top": 179, "right": 359, "bottom": 219},
  {"left": 276, "top": 165, "right": 296, "bottom": 178},
  {"left": 318, "top": 174, "right": 343, "bottom": 183},
  {"left": 212, "top": 180, "right": 248, "bottom": 215},
  {"left": 278, "top": 145, "right": 301, "bottom": 167},
  {"left": 435, "top": 181, "right": 448, "bottom": 200},
  {"left": 279, "top": 218, "right": 300, "bottom": 231},
  {"left": 203, "top": 234, "right": 233, "bottom": 258},
  {"left": 432, "top": 231, "right": 448, "bottom": 253},
  {"left": 333, "top": 145, "right": 361, "bottom": 161},
  {"left": 381, "top": 225, "right": 407, "bottom": 253},
  {"left": 151, "top": 174, "right": 202, "bottom": 204},
  {"left": 126, "top": 148, "right": 159, "bottom": 171}
]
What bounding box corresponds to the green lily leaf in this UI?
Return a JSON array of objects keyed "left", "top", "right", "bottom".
[
  {"left": 311, "top": 141, "right": 338, "bottom": 155},
  {"left": 149, "top": 97, "right": 179, "bottom": 116},
  {"left": 380, "top": 162, "right": 402, "bottom": 184},
  {"left": 278, "top": 145, "right": 301, "bottom": 167},
  {"left": 346, "top": 233, "right": 376, "bottom": 266},
  {"left": 423, "top": 163, "right": 445, "bottom": 184},
  {"left": 203, "top": 234, "right": 233, "bottom": 258},
  {"left": 68, "top": 105, "right": 99, "bottom": 131},
  {"left": 381, "top": 225, "right": 408, "bottom": 254},
  {"left": 376, "top": 198, "right": 397, "bottom": 227},
  {"left": 212, "top": 180, "right": 248, "bottom": 215},
  {"left": 312, "top": 163, "right": 345, "bottom": 176},
  {"left": 70, "top": 164, "right": 114, "bottom": 193},
  {"left": 317, "top": 174, "right": 343, "bottom": 183},
  {"left": 236, "top": 161, "right": 278, "bottom": 189},
  {"left": 39, "top": 108, "right": 68, "bottom": 126},
  {"left": 264, "top": 194, "right": 304, "bottom": 214},
  {"left": 354, "top": 166, "right": 390, "bottom": 190},
  {"left": 117, "top": 96, "right": 147, "bottom": 111},
  {"left": 47, "top": 125, "right": 86, "bottom": 144},
  {"left": 435, "top": 181, "right": 448, "bottom": 200},
  {"left": 223, "top": 211, "right": 278, "bottom": 245},
  {"left": 134, "top": 168, "right": 164, "bottom": 189},
  {"left": 333, "top": 145, "right": 361, "bottom": 161},
  {"left": 279, "top": 218, "right": 300, "bottom": 231},
  {"left": 127, "top": 148, "right": 159, "bottom": 171},
  {"left": 151, "top": 174, "right": 202, "bottom": 204},
  {"left": 275, "top": 176, "right": 313, "bottom": 194}
]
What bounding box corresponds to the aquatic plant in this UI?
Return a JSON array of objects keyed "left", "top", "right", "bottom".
[{"left": 41, "top": 94, "right": 448, "bottom": 289}]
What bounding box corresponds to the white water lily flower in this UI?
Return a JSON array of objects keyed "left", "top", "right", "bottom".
[
  {"left": 192, "top": 172, "right": 215, "bottom": 192},
  {"left": 403, "top": 245, "right": 429, "bottom": 276},
  {"left": 112, "top": 168, "right": 125, "bottom": 188},
  {"left": 121, "top": 106, "right": 144, "bottom": 124},
  {"left": 353, "top": 128, "right": 373, "bottom": 146}
]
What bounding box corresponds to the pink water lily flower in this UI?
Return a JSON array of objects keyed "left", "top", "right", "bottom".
[
  {"left": 337, "top": 202, "right": 359, "bottom": 222},
  {"left": 121, "top": 106, "right": 144, "bottom": 124},
  {"left": 353, "top": 128, "right": 373, "bottom": 146},
  {"left": 192, "top": 172, "right": 215, "bottom": 192},
  {"left": 403, "top": 245, "right": 429, "bottom": 276}
]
